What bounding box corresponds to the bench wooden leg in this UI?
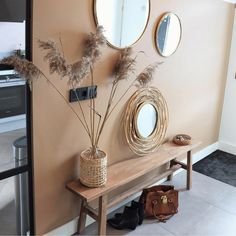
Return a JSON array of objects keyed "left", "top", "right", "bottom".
[
  {"left": 98, "top": 195, "right": 107, "bottom": 235},
  {"left": 167, "top": 160, "right": 174, "bottom": 181},
  {"left": 77, "top": 200, "right": 87, "bottom": 234},
  {"left": 187, "top": 150, "right": 192, "bottom": 190}
]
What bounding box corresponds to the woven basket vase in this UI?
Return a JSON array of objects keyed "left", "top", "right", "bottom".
[{"left": 79, "top": 148, "right": 107, "bottom": 188}]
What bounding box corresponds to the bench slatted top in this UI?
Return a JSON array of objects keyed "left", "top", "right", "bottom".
[{"left": 66, "top": 140, "right": 201, "bottom": 202}]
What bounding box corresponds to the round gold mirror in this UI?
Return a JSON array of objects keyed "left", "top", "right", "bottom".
[
  {"left": 94, "top": 0, "right": 150, "bottom": 49},
  {"left": 155, "top": 13, "right": 182, "bottom": 57},
  {"left": 124, "top": 87, "right": 168, "bottom": 156}
]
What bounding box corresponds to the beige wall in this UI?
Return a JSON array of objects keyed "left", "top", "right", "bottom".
[{"left": 32, "top": 0, "right": 234, "bottom": 234}]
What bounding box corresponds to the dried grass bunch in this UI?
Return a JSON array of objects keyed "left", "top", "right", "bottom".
[
  {"left": 0, "top": 26, "right": 160, "bottom": 158},
  {"left": 38, "top": 40, "right": 67, "bottom": 77},
  {"left": 113, "top": 47, "right": 136, "bottom": 83},
  {"left": 1, "top": 56, "right": 40, "bottom": 88}
]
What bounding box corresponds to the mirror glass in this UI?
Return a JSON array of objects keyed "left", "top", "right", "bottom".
[
  {"left": 156, "top": 13, "right": 182, "bottom": 57},
  {"left": 94, "top": 0, "right": 150, "bottom": 48},
  {"left": 137, "top": 103, "right": 157, "bottom": 138}
]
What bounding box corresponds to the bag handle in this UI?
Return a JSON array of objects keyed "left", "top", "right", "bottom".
[
  {"left": 152, "top": 199, "right": 178, "bottom": 222},
  {"left": 139, "top": 185, "right": 175, "bottom": 204}
]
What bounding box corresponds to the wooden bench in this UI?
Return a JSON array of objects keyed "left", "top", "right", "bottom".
[{"left": 66, "top": 140, "right": 200, "bottom": 235}]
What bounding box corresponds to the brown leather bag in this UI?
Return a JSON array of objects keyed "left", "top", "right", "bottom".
[{"left": 139, "top": 185, "right": 178, "bottom": 222}]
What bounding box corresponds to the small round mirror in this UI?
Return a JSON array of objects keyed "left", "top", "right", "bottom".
[
  {"left": 94, "top": 0, "right": 150, "bottom": 49},
  {"left": 136, "top": 103, "right": 157, "bottom": 138},
  {"left": 155, "top": 13, "right": 182, "bottom": 57}
]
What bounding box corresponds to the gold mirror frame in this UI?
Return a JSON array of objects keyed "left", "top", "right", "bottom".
[
  {"left": 134, "top": 101, "right": 157, "bottom": 139},
  {"left": 124, "top": 87, "right": 169, "bottom": 156},
  {"left": 93, "top": 0, "right": 151, "bottom": 49},
  {"left": 155, "top": 12, "right": 182, "bottom": 57}
]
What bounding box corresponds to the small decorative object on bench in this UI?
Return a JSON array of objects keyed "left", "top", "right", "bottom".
[
  {"left": 140, "top": 185, "right": 178, "bottom": 222},
  {"left": 80, "top": 149, "right": 107, "bottom": 187},
  {"left": 173, "top": 134, "right": 191, "bottom": 146}
]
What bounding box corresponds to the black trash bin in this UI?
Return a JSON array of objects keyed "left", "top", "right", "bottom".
[{"left": 13, "top": 136, "right": 29, "bottom": 236}]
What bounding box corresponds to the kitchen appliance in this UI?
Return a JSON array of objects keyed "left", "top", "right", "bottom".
[{"left": 0, "top": 72, "right": 26, "bottom": 119}]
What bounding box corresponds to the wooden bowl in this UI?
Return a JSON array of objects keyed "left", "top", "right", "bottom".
[{"left": 173, "top": 134, "right": 191, "bottom": 146}]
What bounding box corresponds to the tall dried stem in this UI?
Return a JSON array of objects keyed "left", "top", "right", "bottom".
[
  {"left": 89, "top": 66, "right": 95, "bottom": 147},
  {"left": 95, "top": 81, "right": 116, "bottom": 146},
  {"left": 95, "top": 79, "right": 135, "bottom": 145},
  {"left": 95, "top": 48, "right": 136, "bottom": 145},
  {"left": 89, "top": 91, "right": 93, "bottom": 146},
  {"left": 2, "top": 27, "right": 161, "bottom": 155},
  {"left": 72, "top": 89, "right": 91, "bottom": 138},
  {"left": 95, "top": 62, "right": 161, "bottom": 145},
  {"left": 38, "top": 72, "right": 93, "bottom": 141}
]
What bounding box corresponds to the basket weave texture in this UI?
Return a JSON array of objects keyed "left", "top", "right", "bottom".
[
  {"left": 173, "top": 134, "right": 191, "bottom": 146},
  {"left": 124, "top": 87, "right": 169, "bottom": 156},
  {"left": 79, "top": 148, "right": 107, "bottom": 188}
]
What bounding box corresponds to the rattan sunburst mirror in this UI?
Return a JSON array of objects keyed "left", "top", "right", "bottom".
[{"left": 124, "top": 87, "right": 168, "bottom": 156}]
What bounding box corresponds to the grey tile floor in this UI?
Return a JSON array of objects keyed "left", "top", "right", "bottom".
[
  {"left": 82, "top": 170, "right": 236, "bottom": 236},
  {"left": 0, "top": 177, "right": 16, "bottom": 235}
]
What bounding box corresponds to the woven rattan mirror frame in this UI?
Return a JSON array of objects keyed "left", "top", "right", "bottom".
[{"left": 124, "top": 87, "right": 169, "bottom": 156}]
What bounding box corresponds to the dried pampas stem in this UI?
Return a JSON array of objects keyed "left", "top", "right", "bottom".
[
  {"left": 37, "top": 27, "right": 107, "bottom": 152},
  {"left": 1, "top": 56, "right": 40, "bottom": 89},
  {"left": 38, "top": 39, "right": 68, "bottom": 78},
  {"left": 1, "top": 25, "right": 163, "bottom": 155},
  {"left": 83, "top": 26, "right": 106, "bottom": 64},
  {"left": 67, "top": 26, "right": 106, "bottom": 89},
  {"left": 0, "top": 55, "right": 92, "bottom": 141},
  {"left": 113, "top": 47, "right": 136, "bottom": 83},
  {"left": 68, "top": 57, "right": 91, "bottom": 88},
  {"left": 72, "top": 89, "right": 91, "bottom": 139},
  {"left": 94, "top": 48, "right": 137, "bottom": 145},
  {"left": 136, "top": 62, "right": 163, "bottom": 87}
]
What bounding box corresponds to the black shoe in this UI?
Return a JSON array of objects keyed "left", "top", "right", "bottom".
[
  {"left": 131, "top": 200, "right": 144, "bottom": 225},
  {"left": 107, "top": 206, "right": 139, "bottom": 230},
  {"left": 114, "top": 201, "right": 144, "bottom": 225}
]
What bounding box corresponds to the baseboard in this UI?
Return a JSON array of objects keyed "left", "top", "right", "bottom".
[
  {"left": 218, "top": 141, "right": 236, "bottom": 155},
  {"left": 173, "top": 141, "right": 219, "bottom": 176},
  {"left": 44, "top": 215, "right": 95, "bottom": 236},
  {"left": 193, "top": 141, "right": 219, "bottom": 163},
  {"left": 44, "top": 142, "right": 219, "bottom": 236}
]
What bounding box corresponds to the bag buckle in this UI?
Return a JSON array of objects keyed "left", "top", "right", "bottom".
[{"left": 161, "top": 195, "right": 168, "bottom": 204}]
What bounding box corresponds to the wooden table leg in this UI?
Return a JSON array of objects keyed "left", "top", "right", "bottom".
[
  {"left": 98, "top": 195, "right": 107, "bottom": 235},
  {"left": 187, "top": 151, "right": 192, "bottom": 190},
  {"left": 167, "top": 160, "right": 174, "bottom": 181},
  {"left": 77, "top": 200, "right": 87, "bottom": 234}
]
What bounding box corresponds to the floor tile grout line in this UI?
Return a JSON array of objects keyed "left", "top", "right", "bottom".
[
  {"left": 158, "top": 223, "right": 180, "bottom": 236},
  {"left": 183, "top": 204, "right": 236, "bottom": 236},
  {"left": 209, "top": 201, "right": 236, "bottom": 218},
  {"left": 160, "top": 197, "right": 215, "bottom": 236},
  {"left": 183, "top": 188, "right": 236, "bottom": 217}
]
